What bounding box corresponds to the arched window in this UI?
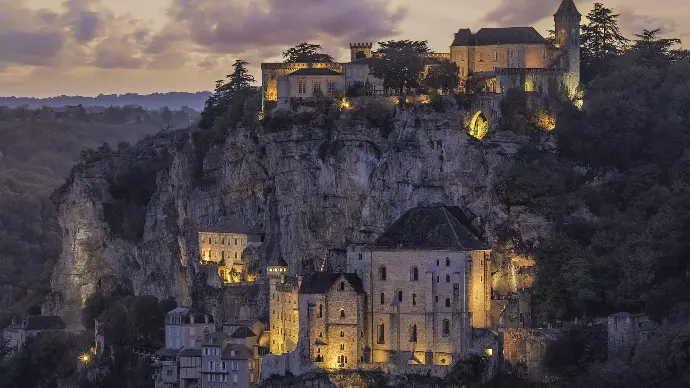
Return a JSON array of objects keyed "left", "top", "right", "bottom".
[
  {"left": 221, "top": 237, "right": 225, "bottom": 245},
  {"left": 410, "top": 266, "right": 419, "bottom": 281},
  {"left": 445, "top": 258, "right": 450, "bottom": 267},
  {"left": 445, "top": 298, "right": 451, "bottom": 308},
  {"left": 442, "top": 320, "right": 450, "bottom": 337},
  {"left": 378, "top": 266, "right": 387, "bottom": 281},
  {"left": 340, "top": 331, "right": 345, "bottom": 337},
  {"left": 409, "top": 324, "right": 417, "bottom": 342},
  {"left": 339, "top": 281, "right": 345, "bottom": 291},
  {"left": 397, "top": 290, "right": 403, "bottom": 302},
  {"left": 446, "top": 274, "right": 451, "bottom": 283},
  {"left": 340, "top": 309, "right": 345, "bottom": 318},
  {"left": 377, "top": 323, "right": 385, "bottom": 344},
  {"left": 380, "top": 293, "right": 385, "bottom": 305}
]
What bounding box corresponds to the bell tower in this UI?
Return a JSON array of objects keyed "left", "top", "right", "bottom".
[{"left": 554, "top": 0, "right": 581, "bottom": 96}]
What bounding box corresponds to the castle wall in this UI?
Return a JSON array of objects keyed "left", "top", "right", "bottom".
[
  {"left": 496, "top": 68, "right": 566, "bottom": 97},
  {"left": 262, "top": 63, "right": 343, "bottom": 102},
  {"left": 501, "top": 328, "right": 562, "bottom": 383}
]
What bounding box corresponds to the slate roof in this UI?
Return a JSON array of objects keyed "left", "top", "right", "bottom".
[
  {"left": 372, "top": 206, "right": 487, "bottom": 250},
  {"left": 179, "top": 348, "right": 202, "bottom": 357},
  {"left": 231, "top": 327, "right": 257, "bottom": 339},
  {"left": 451, "top": 27, "right": 547, "bottom": 46},
  {"left": 166, "top": 307, "right": 214, "bottom": 325},
  {"left": 155, "top": 348, "right": 180, "bottom": 358},
  {"left": 288, "top": 68, "right": 343, "bottom": 76},
  {"left": 299, "top": 272, "right": 365, "bottom": 295},
  {"left": 23, "top": 315, "right": 66, "bottom": 331},
  {"left": 221, "top": 343, "right": 252, "bottom": 360},
  {"left": 555, "top": 0, "right": 581, "bottom": 16},
  {"left": 267, "top": 255, "right": 288, "bottom": 267},
  {"left": 203, "top": 331, "right": 229, "bottom": 346}
]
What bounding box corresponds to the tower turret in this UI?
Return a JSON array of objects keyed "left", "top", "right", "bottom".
[
  {"left": 554, "top": 0, "right": 581, "bottom": 97},
  {"left": 349, "top": 43, "right": 373, "bottom": 62}
]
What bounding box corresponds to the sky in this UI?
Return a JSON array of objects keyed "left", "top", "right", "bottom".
[{"left": 1, "top": 0, "right": 688, "bottom": 97}]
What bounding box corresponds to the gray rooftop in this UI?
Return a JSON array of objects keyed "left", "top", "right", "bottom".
[
  {"left": 452, "top": 27, "right": 547, "bottom": 46},
  {"left": 555, "top": 0, "right": 581, "bottom": 16},
  {"left": 231, "top": 327, "right": 257, "bottom": 339},
  {"left": 372, "top": 206, "right": 487, "bottom": 250},
  {"left": 299, "top": 272, "right": 365, "bottom": 295}
]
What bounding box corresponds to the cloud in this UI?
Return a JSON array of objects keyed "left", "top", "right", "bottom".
[
  {"left": 160, "top": 0, "right": 407, "bottom": 57},
  {"left": 480, "top": 0, "right": 556, "bottom": 27},
  {"left": 618, "top": 9, "right": 678, "bottom": 38}
]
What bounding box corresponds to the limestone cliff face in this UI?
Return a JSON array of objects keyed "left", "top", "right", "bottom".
[{"left": 47, "top": 104, "right": 537, "bottom": 326}]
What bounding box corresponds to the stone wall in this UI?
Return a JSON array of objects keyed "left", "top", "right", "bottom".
[{"left": 501, "top": 328, "right": 562, "bottom": 383}]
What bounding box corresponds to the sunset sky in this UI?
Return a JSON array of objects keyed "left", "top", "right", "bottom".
[{"left": 2, "top": 0, "right": 688, "bottom": 97}]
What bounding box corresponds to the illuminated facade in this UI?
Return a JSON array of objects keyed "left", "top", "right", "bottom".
[
  {"left": 198, "top": 225, "right": 265, "bottom": 285},
  {"left": 451, "top": 0, "right": 581, "bottom": 97},
  {"left": 262, "top": 206, "right": 494, "bottom": 379}
]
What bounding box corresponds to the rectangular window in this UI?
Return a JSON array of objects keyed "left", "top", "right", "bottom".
[
  {"left": 232, "top": 361, "right": 239, "bottom": 370},
  {"left": 328, "top": 82, "right": 336, "bottom": 95},
  {"left": 208, "top": 361, "right": 213, "bottom": 371},
  {"left": 494, "top": 51, "right": 498, "bottom": 61},
  {"left": 313, "top": 81, "right": 322, "bottom": 94},
  {"left": 298, "top": 79, "right": 307, "bottom": 95},
  {"left": 222, "top": 361, "right": 226, "bottom": 372},
  {"left": 211, "top": 374, "right": 216, "bottom": 382},
  {"left": 208, "top": 375, "right": 212, "bottom": 382},
  {"left": 412, "top": 293, "right": 417, "bottom": 306}
]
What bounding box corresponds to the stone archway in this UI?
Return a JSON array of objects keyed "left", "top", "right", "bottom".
[{"left": 469, "top": 111, "right": 489, "bottom": 140}]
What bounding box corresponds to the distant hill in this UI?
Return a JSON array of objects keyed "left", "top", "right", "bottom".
[{"left": 0, "top": 92, "right": 212, "bottom": 111}]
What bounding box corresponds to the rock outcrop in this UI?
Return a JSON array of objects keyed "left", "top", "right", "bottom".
[{"left": 47, "top": 103, "right": 541, "bottom": 326}]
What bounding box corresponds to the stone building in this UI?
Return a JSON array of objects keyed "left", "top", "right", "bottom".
[
  {"left": 267, "top": 257, "right": 300, "bottom": 356},
  {"left": 165, "top": 308, "right": 215, "bottom": 350},
  {"left": 276, "top": 68, "right": 345, "bottom": 109},
  {"left": 200, "top": 332, "right": 254, "bottom": 388},
  {"left": 198, "top": 224, "right": 265, "bottom": 286},
  {"left": 607, "top": 312, "right": 656, "bottom": 360},
  {"left": 450, "top": 0, "right": 581, "bottom": 97},
  {"left": 262, "top": 206, "right": 494, "bottom": 379},
  {"left": 348, "top": 206, "right": 491, "bottom": 366},
  {"left": 1, "top": 315, "right": 67, "bottom": 351}
]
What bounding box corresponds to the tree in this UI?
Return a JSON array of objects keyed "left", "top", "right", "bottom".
[
  {"left": 369, "top": 40, "right": 429, "bottom": 94},
  {"left": 581, "top": 3, "right": 628, "bottom": 83},
  {"left": 422, "top": 60, "right": 460, "bottom": 94},
  {"left": 629, "top": 29, "right": 682, "bottom": 67},
  {"left": 199, "top": 60, "right": 256, "bottom": 131},
  {"left": 282, "top": 43, "right": 334, "bottom": 63}
]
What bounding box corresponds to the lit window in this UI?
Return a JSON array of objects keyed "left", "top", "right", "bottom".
[{"left": 340, "top": 344, "right": 345, "bottom": 350}]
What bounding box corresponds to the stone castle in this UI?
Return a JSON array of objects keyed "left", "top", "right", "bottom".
[
  {"left": 262, "top": 206, "right": 497, "bottom": 377},
  {"left": 261, "top": 0, "right": 581, "bottom": 110}
]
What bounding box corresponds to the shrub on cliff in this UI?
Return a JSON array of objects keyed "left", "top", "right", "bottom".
[{"left": 263, "top": 109, "right": 293, "bottom": 133}]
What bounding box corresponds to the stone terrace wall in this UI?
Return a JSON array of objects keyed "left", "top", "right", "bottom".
[{"left": 501, "top": 328, "right": 563, "bottom": 383}]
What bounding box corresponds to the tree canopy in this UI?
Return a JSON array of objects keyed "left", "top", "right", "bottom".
[
  {"left": 580, "top": 3, "right": 628, "bottom": 84},
  {"left": 422, "top": 60, "right": 460, "bottom": 94},
  {"left": 282, "top": 42, "right": 334, "bottom": 63},
  {"left": 369, "top": 40, "right": 429, "bottom": 94}
]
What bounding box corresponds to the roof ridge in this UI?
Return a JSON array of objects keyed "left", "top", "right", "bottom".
[{"left": 441, "top": 207, "right": 463, "bottom": 249}]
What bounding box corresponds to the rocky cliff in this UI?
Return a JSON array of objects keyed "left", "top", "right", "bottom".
[{"left": 46, "top": 101, "right": 541, "bottom": 326}]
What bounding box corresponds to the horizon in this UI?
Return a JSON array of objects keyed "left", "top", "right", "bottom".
[{"left": 2, "top": 0, "right": 688, "bottom": 97}]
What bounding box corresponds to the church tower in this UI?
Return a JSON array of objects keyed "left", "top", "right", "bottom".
[{"left": 554, "top": 0, "right": 581, "bottom": 96}]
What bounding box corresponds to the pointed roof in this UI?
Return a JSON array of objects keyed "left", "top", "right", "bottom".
[
  {"left": 231, "top": 326, "right": 257, "bottom": 339},
  {"left": 554, "top": 0, "right": 581, "bottom": 16},
  {"left": 299, "top": 272, "right": 365, "bottom": 295},
  {"left": 372, "top": 206, "right": 488, "bottom": 251}
]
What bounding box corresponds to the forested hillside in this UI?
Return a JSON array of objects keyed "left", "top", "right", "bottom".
[{"left": 0, "top": 108, "right": 193, "bottom": 328}]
